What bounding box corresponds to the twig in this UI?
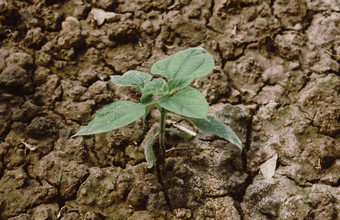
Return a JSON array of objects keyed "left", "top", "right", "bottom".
[{"left": 325, "top": 50, "right": 340, "bottom": 59}]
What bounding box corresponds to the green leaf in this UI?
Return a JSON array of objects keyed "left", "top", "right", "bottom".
[
  {"left": 143, "top": 104, "right": 152, "bottom": 119},
  {"left": 141, "top": 78, "right": 169, "bottom": 103},
  {"left": 150, "top": 47, "right": 215, "bottom": 81},
  {"left": 157, "top": 87, "right": 208, "bottom": 119},
  {"left": 140, "top": 95, "right": 153, "bottom": 119},
  {"left": 167, "top": 78, "right": 193, "bottom": 94},
  {"left": 188, "top": 115, "right": 242, "bottom": 151},
  {"left": 72, "top": 101, "right": 146, "bottom": 136},
  {"left": 144, "top": 136, "right": 157, "bottom": 168},
  {"left": 111, "top": 70, "right": 152, "bottom": 92}
]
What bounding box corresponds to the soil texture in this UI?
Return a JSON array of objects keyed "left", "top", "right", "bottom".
[{"left": 0, "top": 0, "right": 339, "bottom": 219}]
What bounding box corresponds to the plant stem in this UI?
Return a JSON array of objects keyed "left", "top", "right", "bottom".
[
  {"left": 156, "top": 107, "right": 173, "bottom": 211},
  {"left": 159, "top": 107, "right": 166, "bottom": 173}
]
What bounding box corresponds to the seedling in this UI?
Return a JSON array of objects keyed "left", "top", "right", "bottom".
[{"left": 72, "top": 48, "right": 242, "bottom": 208}]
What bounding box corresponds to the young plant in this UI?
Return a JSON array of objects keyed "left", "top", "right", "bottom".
[{"left": 72, "top": 47, "right": 242, "bottom": 182}]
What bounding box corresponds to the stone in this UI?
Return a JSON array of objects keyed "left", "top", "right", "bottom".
[
  {"left": 306, "top": 0, "right": 340, "bottom": 12},
  {"left": 80, "top": 80, "right": 115, "bottom": 104},
  {"left": 298, "top": 74, "right": 340, "bottom": 136},
  {"left": 141, "top": 20, "right": 154, "bottom": 35},
  {"left": 310, "top": 51, "right": 340, "bottom": 73},
  {"left": 41, "top": 8, "right": 63, "bottom": 31},
  {"left": 19, "top": 9, "right": 38, "bottom": 27},
  {"left": 6, "top": 52, "right": 33, "bottom": 69},
  {"left": 224, "top": 53, "right": 264, "bottom": 102},
  {"left": 241, "top": 175, "right": 299, "bottom": 218},
  {"left": 58, "top": 16, "right": 82, "bottom": 50},
  {"left": 195, "top": 196, "right": 240, "bottom": 220},
  {"left": 25, "top": 27, "right": 46, "bottom": 49},
  {"left": 36, "top": 51, "right": 52, "bottom": 66},
  {"left": 127, "top": 187, "right": 147, "bottom": 209},
  {"left": 194, "top": 67, "right": 230, "bottom": 104},
  {"left": 127, "top": 211, "right": 153, "bottom": 220},
  {"left": 217, "top": 38, "right": 235, "bottom": 60},
  {"left": 275, "top": 31, "right": 304, "bottom": 60},
  {"left": 307, "top": 13, "right": 340, "bottom": 46},
  {"left": 115, "top": 0, "right": 171, "bottom": 12},
  {"left": 60, "top": 79, "right": 87, "bottom": 101},
  {"left": 32, "top": 151, "right": 89, "bottom": 200},
  {"left": 273, "top": 0, "right": 307, "bottom": 29},
  {"left": 104, "top": 43, "right": 151, "bottom": 73},
  {"left": 34, "top": 74, "right": 61, "bottom": 106},
  {"left": 84, "top": 211, "right": 104, "bottom": 220},
  {"left": 0, "top": 169, "right": 57, "bottom": 218},
  {"left": 90, "top": 8, "right": 119, "bottom": 26},
  {"left": 11, "top": 99, "right": 38, "bottom": 122},
  {"left": 74, "top": 166, "right": 131, "bottom": 207},
  {"left": 33, "top": 66, "right": 50, "bottom": 86},
  {"left": 31, "top": 204, "right": 59, "bottom": 220},
  {"left": 0, "top": 65, "right": 33, "bottom": 93},
  {"left": 0, "top": 48, "right": 8, "bottom": 72},
  {"left": 55, "top": 99, "right": 95, "bottom": 121},
  {"left": 173, "top": 208, "right": 192, "bottom": 219},
  {"left": 106, "top": 20, "right": 138, "bottom": 43},
  {"left": 78, "top": 68, "right": 99, "bottom": 85},
  {"left": 26, "top": 116, "right": 57, "bottom": 139},
  {"left": 254, "top": 84, "right": 286, "bottom": 105},
  {"left": 95, "top": 0, "right": 118, "bottom": 10}
]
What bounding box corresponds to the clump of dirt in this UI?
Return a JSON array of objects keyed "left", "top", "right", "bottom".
[{"left": 0, "top": 0, "right": 339, "bottom": 219}]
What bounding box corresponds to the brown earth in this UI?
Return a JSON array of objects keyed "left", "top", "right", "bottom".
[{"left": 0, "top": 0, "right": 339, "bottom": 219}]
